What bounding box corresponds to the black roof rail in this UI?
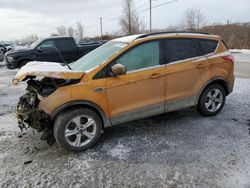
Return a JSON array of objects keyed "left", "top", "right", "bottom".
[{"left": 136, "top": 31, "right": 211, "bottom": 39}]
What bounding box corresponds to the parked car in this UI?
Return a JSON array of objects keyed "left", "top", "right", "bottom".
[
  {"left": 14, "top": 32, "right": 235, "bottom": 152},
  {"left": 0, "top": 44, "right": 7, "bottom": 62},
  {"left": 0, "top": 44, "right": 7, "bottom": 54},
  {"left": 1, "top": 43, "right": 14, "bottom": 51},
  {"left": 5, "top": 36, "right": 104, "bottom": 69}
]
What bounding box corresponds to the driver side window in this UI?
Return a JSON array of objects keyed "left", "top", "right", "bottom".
[
  {"left": 38, "top": 40, "right": 55, "bottom": 49},
  {"left": 116, "top": 41, "right": 160, "bottom": 72}
]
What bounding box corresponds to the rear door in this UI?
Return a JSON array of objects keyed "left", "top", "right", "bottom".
[
  {"left": 56, "top": 38, "right": 78, "bottom": 63},
  {"left": 164, "top": 38, "right": 204, "bottom": 112}
]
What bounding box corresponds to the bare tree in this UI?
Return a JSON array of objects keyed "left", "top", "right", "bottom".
[
  {"left": 202, "top": 23, "right": 250, "bottom": 49},
  {"left": 196, "top": 10, "right": 207, "bottom": 29},
  {"left": 120, "top": 0, "right": 144, "bottom": 35},
  {"left": 76, "top": 22, "right": 84, "bottom": 41},
  {"left": 56, "top": 25, "right": 67, "bottom": 36},
  {"left": 21, "top": 34, "right": 39, "bottom": 45},
  {"left": 50, "top": 33, "right": 59, "bottom": 37},
  {"left": 181, "top": 8, "right": 207, "bottom": 30},
  {"left": 68, "top": 26, "right": 74, "bottom": 37}
]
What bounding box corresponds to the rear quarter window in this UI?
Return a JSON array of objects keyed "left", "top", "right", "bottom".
[{"left": 198, "top": 39, "right": 218, "bottom": 55}]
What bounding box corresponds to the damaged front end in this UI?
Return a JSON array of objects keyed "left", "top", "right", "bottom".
[
  {"left": 14, "top": 61, "right": 84, "bottom": 145},
  {"left": 16, "top": 77, "right": 80, "bottom": 145}
]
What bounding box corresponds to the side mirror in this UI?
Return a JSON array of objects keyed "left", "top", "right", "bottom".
[
  {"left": 111, "top": 64, "right": 126, "bottom": 76},
  {"left": 37, "top": 47, "right": 42, "bottom": 52}
]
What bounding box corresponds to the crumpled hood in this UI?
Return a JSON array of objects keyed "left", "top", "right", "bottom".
[{"left": 13, "top": 61, "right": 85, "bottom": 84}]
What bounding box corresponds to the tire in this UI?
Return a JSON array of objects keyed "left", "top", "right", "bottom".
[
  {"left": 18, "top": 60, "right": 29, "bottom": 69},
  {"left": 198, "top": 84, "right": 226, "bottom": 116},
  {"left": 53, "top": 108, "right": 102, "bottom": 152}
]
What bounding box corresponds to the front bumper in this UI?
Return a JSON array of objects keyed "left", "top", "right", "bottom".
[
  {"left": 16, "top": 89, "right": 51, "bottom": 132},
  {"left": 5, "top": 56, "right": 18, "bottom": 69},
  {"left": 6, "top": 61, "right": 18, "bottom": 69}
]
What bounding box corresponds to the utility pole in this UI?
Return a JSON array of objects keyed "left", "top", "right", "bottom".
[
  {"left": 100, "top": 17, "right": 103, "bottom": 39},
  {"left": 149, "top": 0, "right": 152, "bottom": 32},
  {"left": 128, "top": 2, "right": 132, "bottom": 35}
]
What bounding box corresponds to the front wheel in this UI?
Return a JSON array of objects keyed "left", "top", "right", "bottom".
[
  {"left": 198, "top": 84, "right": 226, "bottom": 116},
  {"left": 54, "top": 108, "right": 102, "bottom": 152},
  {"left": 18, "top": 60, "right": 29, "bottom": 69}
]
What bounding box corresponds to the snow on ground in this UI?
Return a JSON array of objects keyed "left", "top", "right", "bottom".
[
  {"left": 230, "top": 49, "right": 250, "bottom": 54},
  {"left": 0, "top": 54, "right": 250, "bottom": 187},
  {"left": 232, "top": 50, "right": 250, "bottom": 64}
]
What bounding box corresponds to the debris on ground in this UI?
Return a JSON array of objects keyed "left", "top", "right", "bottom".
[{"left": 24, "top": 160, "right": 32, "bottom": 165}]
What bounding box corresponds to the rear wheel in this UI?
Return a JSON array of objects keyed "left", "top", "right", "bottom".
[
  {"left": 198, "top": 84, "right": 226, "bottom": 116},
  {"left": 54, "top": 108, "right": 102, "bottom": 152}
]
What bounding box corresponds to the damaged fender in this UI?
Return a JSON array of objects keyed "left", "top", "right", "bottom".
[{"left": 15, "top": 61, "right": 84, "bottom": 132}]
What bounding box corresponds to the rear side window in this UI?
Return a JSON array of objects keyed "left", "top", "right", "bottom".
[
  {"left": 198, "top": 39, "right": 218, "bottom": 55},
  {"left": 164, "top": 39, "right": 199, "bottom": 63},
  {"left": 56, "top": 38, "right": 76, "bottom": 52}
]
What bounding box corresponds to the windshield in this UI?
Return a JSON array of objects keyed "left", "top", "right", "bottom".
[
  {"left": 29, "top": 39, "right": 43, "bottom": 49},
  {"left": 70, "top": 41, "right": 128, "bottom": 71}
]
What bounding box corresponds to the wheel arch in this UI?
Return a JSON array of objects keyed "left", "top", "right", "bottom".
[
  {"left": 17, "top": 57, "right": 33, "bottom": 63},
  {"left": 196, "top": 77, "right": 230, "bottom": 104},
  {"left": 50, "top": 100, "right": 111, "bottom": 128},
  {"left": 17, "top": 58, "right": 33, "bottom": 67}
]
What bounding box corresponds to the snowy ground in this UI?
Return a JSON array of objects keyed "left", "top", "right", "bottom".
[{"left": 0, "top": 53, "right": 250, "bottom": 188}]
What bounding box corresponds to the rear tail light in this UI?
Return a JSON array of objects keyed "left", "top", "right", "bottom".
[{"left": 222, "top": 54, "right": 234, "bottom": 62}]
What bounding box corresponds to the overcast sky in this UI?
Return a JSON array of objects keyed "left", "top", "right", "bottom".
[{"left": 0, "top": 0, "right": 249, "bottom": 40}]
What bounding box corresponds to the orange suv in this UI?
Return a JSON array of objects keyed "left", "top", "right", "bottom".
[{"left": 14, "top": 32, "right": 234, "bottom": 152}]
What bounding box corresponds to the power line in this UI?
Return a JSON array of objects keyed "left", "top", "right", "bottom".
[
  {"left": 149, "top": 0, "right": 178, "bottom": 32},
  {"left": 152, "top": 0, "right": 178, "bottom": 9},
  {"left": 135, "top": 1, "right": 149, "bottom": 10},
  {"left": 140, "top": 0, "right": 178, "bottom": 13}
]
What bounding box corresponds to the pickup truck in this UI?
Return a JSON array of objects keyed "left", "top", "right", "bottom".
[{"left": 5, "top": 36, "right": 104, "bottom": 69}]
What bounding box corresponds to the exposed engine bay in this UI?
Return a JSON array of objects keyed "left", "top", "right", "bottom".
[{"left": 16, "top": 77, "right": 79, "bottom": 145}]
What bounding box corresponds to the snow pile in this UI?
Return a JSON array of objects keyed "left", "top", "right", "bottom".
[
  {"left": 108, "top": 143, "right": 131, "bottom": 160},
  {"left": 230, "top": 49, "right": 250, "bottom": 54}
]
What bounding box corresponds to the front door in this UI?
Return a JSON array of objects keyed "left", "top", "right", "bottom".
[
  {"left": 106, "top": 40, "right": 166, "bottom": 125},
  {"left": 35, "top": 40, "right": 60, "bottom": 62}
]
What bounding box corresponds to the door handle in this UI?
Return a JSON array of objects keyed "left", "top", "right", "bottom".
[
  {"left": 196, "top": 63, "right": 206, "bottom": 69},
  {"left": 150, "top": 73, "right": 162, "bottom": 79}
]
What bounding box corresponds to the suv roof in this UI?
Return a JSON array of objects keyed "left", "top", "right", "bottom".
[{"left": 113, "top": 31, "right": 220, "bottom": 43}]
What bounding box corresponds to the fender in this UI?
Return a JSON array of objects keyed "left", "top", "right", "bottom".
[
  {"left": 195, "top": 77, "right": 230, "bottom": 104},
  {"left": 50, "top": 100, "right": 111, "bottom": 128},
  {"left": 17, "top": 57, "right": 35, "bottom": 63}
]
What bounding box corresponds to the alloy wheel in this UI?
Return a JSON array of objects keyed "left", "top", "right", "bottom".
[{"left": 64, "top": 115, "right": 97, "bottom": 147}]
